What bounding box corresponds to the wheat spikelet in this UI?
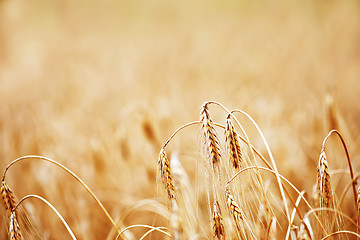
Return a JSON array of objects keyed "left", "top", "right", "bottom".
[
  {"left": 1, "top": 180, "right": 17, "bottom": 213},
  {"left": 316, "top": 149, "right": 342, "bottom": 237},
  {"left": 158, "top": 148, "right": 176, "bottom": 200},
  {"left": 317, "top": 150, "right": 332, "bottom": 209},
  {"left": 225, "top": 186, "right": 254, "bottom": 239},
  {"left": 225, "top": 116, "right": 242, "bottom": 170},
  {"left": 200, "top": 103, "right": 221, "bottom": 168},
  {"left": 212, "top": 201, "right": 225, "bottom": 240},
  {"left": 9, "top": 211, "right": 23, "bottom": 240},
  {"left": 225, "top": 186, "right": 243, "bottom": 222}
]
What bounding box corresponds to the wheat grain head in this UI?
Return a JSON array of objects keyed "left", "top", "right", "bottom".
[
  {"left": 1, "top": 180, "right": 16, "bottom": 213},
  {"left": 200, "top": 103, "right": 221, "bottom": 169},
  {"left": 317, "top": 150, "right": 332, "bottom": 209},
  {"left": 158, "top": 148, "right": 176, "bottom": 200},
  {"left": 225, "top": 116, "right": 242, "bottom": 170},
  {"left": 9, "top": 211, "right": 23, "bottom": 240},
  {"left": 212, "top": 201, "right": 225, "bottom": 240}
]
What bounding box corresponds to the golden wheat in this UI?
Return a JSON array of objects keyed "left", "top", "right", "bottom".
[
  {"left": 317, "top": 150, "right": 333, "bottom": 209},
  {"left": 225, "top": 186, "right": 243, "bottom": 222},
  {"left": 212, "top": 201, "right": 225, "bottom": 240},
  {"left": 200, "top": 103, "right": 222, "bottom": 169},
  {"left": 158, "top": 148, "right": 176, "bottom": 200},
  {"left": 225, "top": 116, "right": 242, "bottom": 170},
  {"left": 9, "top": 211, "right": 23, "bottom": 240},
  {"left": 1, "top": 181, "right": 16, "bottom": 214}
]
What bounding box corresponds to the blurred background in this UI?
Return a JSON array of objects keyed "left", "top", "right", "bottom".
[{"left": 1, "top": 0, "right": 360, "bottom": 239}]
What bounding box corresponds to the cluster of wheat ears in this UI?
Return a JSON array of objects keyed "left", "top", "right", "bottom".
[{"left": 1, "top": 101, "right": 360, "bottom": 239}]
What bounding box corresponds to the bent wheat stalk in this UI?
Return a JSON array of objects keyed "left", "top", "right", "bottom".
[
  {"left": 14, "top": 194, "right": 77, "bottom": 240},
  {"left": 115, "top": 225, "right": 171, "bottom": 240},
  {"left": 228, "top": 166, "right": 327, "bottom": 235},
  {"left": 2, "top": 155, "right": 122, "bottom": 239}
]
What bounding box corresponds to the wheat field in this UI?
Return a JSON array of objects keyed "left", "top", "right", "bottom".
[{"left": 1, "top": 0, "right": 360, "bottom": 239}]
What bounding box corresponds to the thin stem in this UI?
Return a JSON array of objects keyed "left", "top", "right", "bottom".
[
  {"left": 2, "top": 155, "right": 122, "bottom": 239},
  {"left": 285, "top": 191, "right": 306, "bottom": 240},
  {"left": 330, "top": 174, "right": 360, "bottom": 233},
  {"left": 115, "top": 224, "right": 171, "bottom": 240},
  {"left": 14, "top": 194, "right": 77, "bottom": 240},
  {"left": 139, "top": 226, "right": 169, "bottom": 240},
  {"left": 227, "top": 166, "right": 327, "bottom": 235},
  {"left": 231, "top": 108, "right": 290, "bottom": 221},
  {"left": 163, "top": 121, "right": 200, "bottom": 148},
  {"left": 320, "top": 230, "right": 360, "bottom": 240},
  {"left": 303, "top": 208, "right": 358, "bottom": 231}
]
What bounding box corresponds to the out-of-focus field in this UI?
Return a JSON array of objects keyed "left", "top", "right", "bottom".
[{"left": 1, "top": 0, "right": 360, "bottom": 239}]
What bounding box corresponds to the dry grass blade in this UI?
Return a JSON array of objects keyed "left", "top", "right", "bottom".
[
  {"left": 225, "top": 116, "right": 242, "bottom": 170},
  {"left": 1, "top": 180, "right": 16, "bottom": 213},
  {"left": 212, "top": 201, "right": 225, "bottom": 240},
  {"left": 9, "top": 211, "right": 23, "bottom": 240},
  {"left": 200, "top": 103, "right": 222, "bottom": 168},
  {"left": 158, "top": 148, "right": 176, "bottom": 200}
]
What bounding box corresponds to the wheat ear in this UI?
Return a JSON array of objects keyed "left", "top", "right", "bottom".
[
  {"left": 212, "top": 201, "right": 225, "bottom": 240},
  {"left": 9, "top": 211, "right": 23, "bottom": 240},
  {"left": 200, "top": 103, "right": 221, "bottom": 169},
  {"left": 225, "top": 186, "right": 243, "bottom": 222},
  {"left": 225, "top": 116, "right": 242, "bottom": 170},
  {"left": 317, "top": 150, "right": 333, "bottom": 209},
  {"left": 158, "top": 148, "right": 176, "bottom": 200},
  {"left": 1, "top": 180, "right": 16, "bottom": 213}
]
